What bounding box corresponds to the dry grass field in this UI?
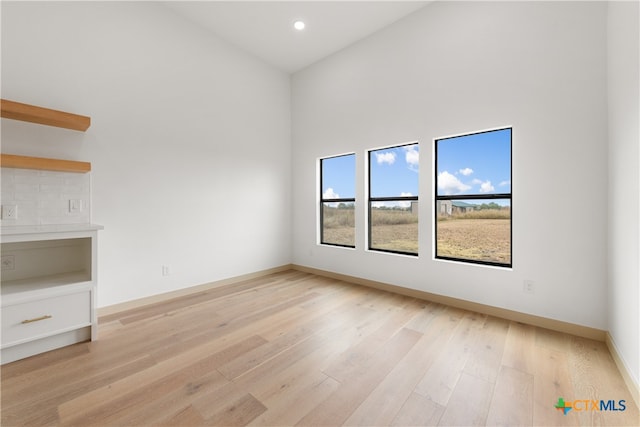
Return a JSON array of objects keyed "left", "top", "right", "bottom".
[
  {"left": 436, "top": 218, "right": 511, "bottom": 264},
  {"left": 322, "top": 207, "right": 510, "bottom": 263},
  {"left": 370, "top": 223, "right": 419, "bottom": 253},
  {"left": 322, "top": 227, "right": 355, "bottom": 247},
  {"left": 322, "top": 207, "right": 355, "bottom": 247},
  {"left": 370, "top": 209, "right": 418, "bottom": 253},
  {"left": 323, "top": 207, "right": 419, "bottom": 253}
]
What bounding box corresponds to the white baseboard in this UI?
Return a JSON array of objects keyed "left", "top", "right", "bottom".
[
  {"left": 97, "top": 264, "right": 294, "bottom": 317},
  {"left": 1, "top": 327, "right": 91, "bottom": 365},
  {"left": 291, "top": 264, "right": 606, "bottom": 341},
  {"left": 606, "top": 332, "right": 640, "bottom": 408}
]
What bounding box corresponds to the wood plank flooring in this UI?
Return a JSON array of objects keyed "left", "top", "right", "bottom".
[{"left": 1, "top": 270, "right": 638, "bottom": 426}]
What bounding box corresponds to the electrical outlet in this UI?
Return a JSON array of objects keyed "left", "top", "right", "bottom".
[
  {"left": 162, "top": 265, "right": 171, "bottom": 276},
  {"left": 1, "top": 255, "right": 15, "bottom": 271},
  {"left": 523, "top": 280, "right": 535, "bottom": 294},
  {"left": 1, "top": 204, "right": 18, "bottom": 220}
]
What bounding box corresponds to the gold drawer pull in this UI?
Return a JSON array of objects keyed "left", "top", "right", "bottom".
[{"left": 21, "top": 315, "right": 52, "bottom": 324}]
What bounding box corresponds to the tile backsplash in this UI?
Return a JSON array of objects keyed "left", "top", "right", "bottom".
[{"left": 1, "top": 167, "right": 91, "bottom": 226}]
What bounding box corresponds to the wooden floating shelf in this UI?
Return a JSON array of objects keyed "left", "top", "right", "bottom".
[
  {"left": 0, "top": 154, "right": 91, "bottom": 173},
  {"left": 1, "top": 99, "right": 90, "bottom": 131}
]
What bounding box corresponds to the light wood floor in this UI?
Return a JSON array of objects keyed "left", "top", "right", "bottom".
[{"left": 1, "top": 270, "right": 638, "bottom": 426}]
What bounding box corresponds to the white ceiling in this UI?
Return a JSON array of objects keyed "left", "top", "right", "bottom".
[{"left": 163, "top": 1, "right": 430, "bottom": 73}]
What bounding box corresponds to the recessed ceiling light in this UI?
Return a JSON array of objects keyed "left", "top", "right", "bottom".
[{"left": 294, "top": 21, "right": 305, "bottom": 31}]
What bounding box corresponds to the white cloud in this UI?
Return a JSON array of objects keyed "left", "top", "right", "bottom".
[
  {"left": 499, "top": 180, "right": 511, "bottom": 187},
  {"left": 373, "top": 195, "right": 414, "bottom": 209},
  {"left": 405, "top": 146, "right": 419, "bottom": 169},
  {"left": 459, "top": 167, "right": 474, "bottom": 176},
  {"left": 479, "top": 180, "right": 495, "bottom": 193},
  {"left": 376, "top": 151, "right": 396, "bottom": 165},
  {"left": 399, "top": 192, "right": 413, "bottom": 207},
  {"left": 471, "top": 178, "right": 483, "bottom": 185},
  {"left": 438, "top": 171, "right": 471, "bottom": 195},
  {"left": 323, "top": 187, "right": 339, "bottom": 199}
]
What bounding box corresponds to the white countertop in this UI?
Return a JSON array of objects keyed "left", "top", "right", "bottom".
[{"left": 1, "top": 223, "right": 104, "bottom": 236}]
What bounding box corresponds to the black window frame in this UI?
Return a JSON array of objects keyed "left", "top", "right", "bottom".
[
  {"left": 320, "top": 153, "right": 356, "bottom": 248},
  {"left": 434, "top": 127, "right": 512, "bottom": 268},
  {"left": 368, "top": 143, "right": 419, "bottom": 256}
]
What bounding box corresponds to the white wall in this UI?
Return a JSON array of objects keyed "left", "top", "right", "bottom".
[
  {"left": 292, "top": 1, "right": 609, "bottom": 329},
  {"left": 2, "top": 1, "right": 627, "bottom": 344},
  {"left": 1, "top": 2, "right": 292, "bottom": 307},
  {"left": 607, "top": 1, "right": 640, "bottom": 387}
]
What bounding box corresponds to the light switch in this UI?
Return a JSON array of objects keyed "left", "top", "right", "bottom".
[{"left": 69, "top": 199, "right": 82, "bottom": 213}]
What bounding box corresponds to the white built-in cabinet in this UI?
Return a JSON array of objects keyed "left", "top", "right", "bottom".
[{"left": 1, "top": 224, "right": 102, "bottom": 364}]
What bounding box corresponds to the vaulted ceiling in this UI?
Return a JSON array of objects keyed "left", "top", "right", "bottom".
[{"left": 163, "top": 1, "right": 430, "bottom": 73}]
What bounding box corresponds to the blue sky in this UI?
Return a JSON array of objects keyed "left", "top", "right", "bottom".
[
  {"left": 369, "top": 144, "right": 419, "bottom": 198},
  {"left": 437, "top": 128, "right": 511, "bottom": 197},
  {"left": 321, "top": 145, "right": 420, "bottom": 201},
  {"left": 321, "top": 128, "right": 510, "bottom": 203},
  {"left": 322, "top": 154, "right": 356, "bottom": 199}
]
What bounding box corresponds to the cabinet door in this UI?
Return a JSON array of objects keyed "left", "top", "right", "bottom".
[{"left": 1, "top": 291, "right": 91, "bottom": 348}]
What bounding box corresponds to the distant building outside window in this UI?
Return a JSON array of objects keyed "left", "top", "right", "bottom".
[{"left": 435, "top": 128, "right": 512, "bottom": 267}]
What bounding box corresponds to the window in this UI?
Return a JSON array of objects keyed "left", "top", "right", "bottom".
[
  {"left": 368, "top": 143, "right": 419, "bottom": 255},
  {"left": 320, "top": 154, "right": 356, "bottom": 247},
  {"left": 435, "top": 128, "right": 512, "bottom": 267}
]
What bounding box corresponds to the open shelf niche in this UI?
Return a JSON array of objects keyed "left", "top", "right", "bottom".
[{"left": 1, "top": 224, "right": 103, "bottom": 364}]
